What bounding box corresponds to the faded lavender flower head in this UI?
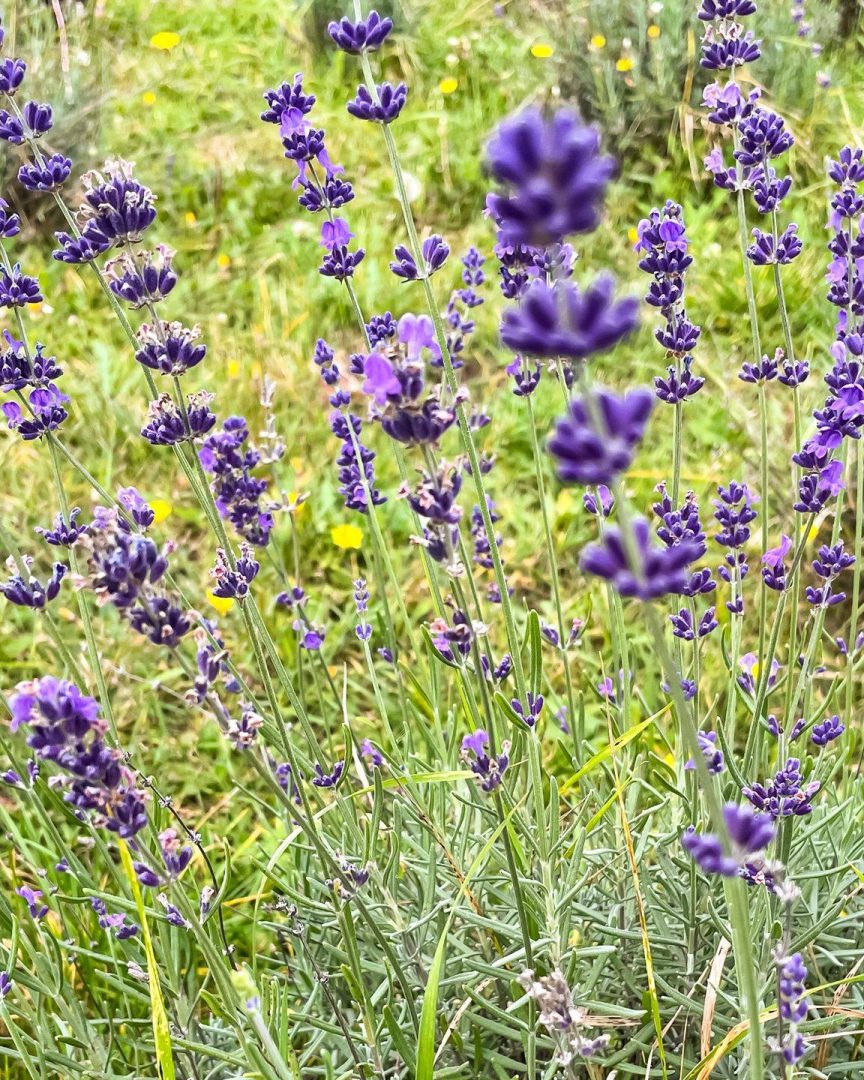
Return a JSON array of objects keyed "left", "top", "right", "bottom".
[{"left": 519, "top": 969, "right": 610, "bottom": 1063}]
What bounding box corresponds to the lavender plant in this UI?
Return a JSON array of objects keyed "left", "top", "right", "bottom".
[{"left": 2, "top": 4, "right": 864, "bottom": 1079}]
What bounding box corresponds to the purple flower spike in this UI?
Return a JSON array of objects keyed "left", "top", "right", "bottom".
[
  {"left": 501, "top": 276, "right": 639, "bottom": 361},
  {"left": 390, "top": 235, "right": 450, "bottom": 281},
  {"left": 347, "top": 82, "right": 407, "bottom": 124},
  {"left": 486, "top": 107, "right": 616, "bottom": 247},
  {"left": 17, "top": 885, "right": 48, "bottom": 920},
  {"left": 18, "top": 153, "right": 72, "bottom": 193},
  {"left": 360, "top": 739, "right": 384, "bottom": 767},
  {"left": 684, "top": 731, "right": 724, "bottom": 775},
  {"left": 0, "top": 263, "right": 42, "bottom": 308},
  {"left": 682, "top": 803, "right": 775, "bottom": 877},
  {"left": 0, "top": 56, "right": 26, "bottom": 95},
  {"left": 260, "top": 74, "right": 316, "bottom": 124},
  {"left": 581, "top": 517, "right": 702, "bottom": 600},
  {"left": 312, "top": 760, "right": 345, "bottom": 789},
  {"left": 811, "top": 714, "right": 844, "bottom": 746},
  {"left": 328, "top": 10, "right": 393, "bottom": 53},
  {"left": 1, "top": 558, "right": 67, "bottom": 609},
  {"left": 460, "top": 729, "right": 510, "bottom": 792},
  {"left": 9, "top": 676, "right": 148, "bottom": 839},
  {"left": 511, "top": 693, "right": 544, "bottom": 728},
  {"left": 548, "top": 386, "right": 654, "bottom": 486},
  {"left": 747, "top": 224, "right": 802, "bottom": 265}
]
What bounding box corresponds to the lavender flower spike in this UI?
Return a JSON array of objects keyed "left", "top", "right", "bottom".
[
  {"left": 581, "top": 517, "right": 702, "bottom": 600},
  {"left": 500, "top": 276, "right": 639, "bottom": 361},
  {"left": 548, "top": 386, "right": 654, "bottom": 486},
  {"left": 486, "top": 107, "right": 617, "bottom": 248},
  {"left": 682, "top": 802, "right": 775, "bottom": 876}
]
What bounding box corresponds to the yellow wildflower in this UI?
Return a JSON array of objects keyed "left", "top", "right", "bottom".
[
  {"left": 590, "top": 34, "right": 606, "bottom": 49},
  {"left": 331, "top": 523, "right": 363, "bottom": 550},
  {"left": 148, "top": 498, "right": 172, "bottom": 525},
  {"left": 616, "top": 57, "right": 634, "bottom": 72},
  {"left": 150, "top": 31, "right": 180, "bottom": 51},
  {"left": 438, "top": 77, "right": 458, "bottom": 94},
  {"left": 207, "top": 591, "right": 235, "bottom": 616},
  {"left": 647, "top": 24, "right": 661, "bottom": 39},
  {"left": 142, "top": 91, "right": 157, "bottom": 106},
  {"left": 530, "top": 43, "right": 554, "bottom": 58}
]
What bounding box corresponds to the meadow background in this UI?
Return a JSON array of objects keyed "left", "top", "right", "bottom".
[
  {"left": 2, "top": 0, "right": 857, "bottom": 798},
  {"left": 2, "top": 0, "right": 864, "bottom": 1076}
]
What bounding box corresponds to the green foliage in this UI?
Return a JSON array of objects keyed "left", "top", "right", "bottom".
[{"left": 2, "top": 1, "right": 864, "bottom": 1079}]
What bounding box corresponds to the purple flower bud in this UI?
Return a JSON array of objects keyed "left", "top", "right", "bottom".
[
  {"left": 347, "top": 82, "right": 407, "bottom": 124},
  {"left": 328, "top": 10, "right": 393, "bottom": 53}
]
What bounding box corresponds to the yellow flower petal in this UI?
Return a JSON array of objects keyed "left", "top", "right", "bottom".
[
  {"left": 184, "top": 211, "right": 197, "bottom": 227},
  {"left": 438, "top": 77, "right": 458, "bottom": 95},
  {"left": 627, "top": 226, "right": 639, "bottom": 245},
  {"left": 150, "top": 31, "right": 180, "bottom": 51},
  {"left": 647, "top": 24, "right": 661, "bottom": 39},
  {"left": 227, "top": 359, "right": 241, "bottom": 378},
  {"left": 287, "top": 491, "right": 306, "bottom": 518},
  {"left": 331, "top": 523, "right": 363, "bottom": 550},
  {"left": 148, "top": 498, "right": 173, "bottom": 525},
  {"left": 807, "top": 521, "right": 820, "bottom": 542},
  {"left": 616, "top": 57, "right": 634, "bottom": 72},
  {"left": 207, "top": 591, "right": 235, "bottom": 615},
  {"left": 530, "top": 43, "right": 554, "bottom": 58},
  {"left": 142, "top": 90, "right": 157, "bottom": 106},
  {"left": 590, "top": 34, "right": 606, "bottom": 49},
  {"left": 217, "top": 252, "right": 231, "bottom": 269}
]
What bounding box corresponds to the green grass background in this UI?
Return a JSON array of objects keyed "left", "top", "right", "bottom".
[{"left": 2, "top": 0, "right": 863, "bottom": 792}]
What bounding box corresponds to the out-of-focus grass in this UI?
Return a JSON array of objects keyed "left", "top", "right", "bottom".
[{"left": 2, "top": 0, "right": 863, "bottom": 772}]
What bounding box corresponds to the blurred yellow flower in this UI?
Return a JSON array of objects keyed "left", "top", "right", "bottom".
[
  {"left": 207, "top": 590, "right": 235, "bottom": 616},
  {"left": 150, "top": 31, "right": 180, "bottom": 51},
  {"left": 227, "top": 359, "right": 241, "bottom": 378},
  {"left": 148, "top": 498, "right": 172, "bottom": 525},
  {"left": 142, "top": 91, "right": 157, "bottom": 106},
  {"left": 808, "top": 521, "right": 821, "bottom": 542},
  {"left": 438, "top": 77, "right": 458, "bottom": 94},
  {"left": 217, "top": 252, "right": 231, "bottom": 269},
  {"left": 530, "top": 43, "right": 554, "bottom": 58},
  {"left": 590, "top": 34, "right": 606, "bottom": 49},
  {"left": 616, "top": 57, "right": 634, "bottom": 72},
  {"left": 185, "top": 211, "right": 197, "bottom": 227},
  {"left": 331, "top": 523, "right": 362, "bottom": 550},
  {"left": 287, "top": 491, "right": 307, "bottom": 518},
  {"left": 627, "top": 226, "right": 639, "bottom": 245},
  {"left": 647, "top": 24, "right": 661, "bottom": 39}
]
